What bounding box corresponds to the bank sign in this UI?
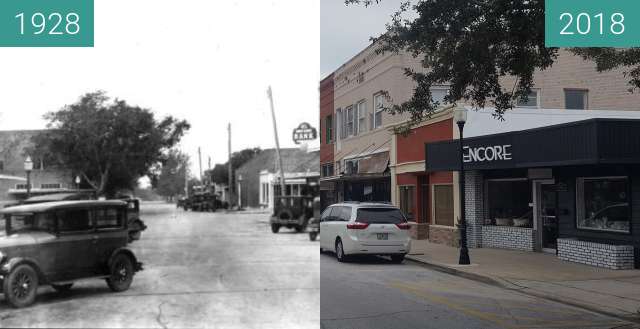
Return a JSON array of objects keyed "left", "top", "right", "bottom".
[{"left": 463, "top": 145, "right": 513, "bottom": 163}]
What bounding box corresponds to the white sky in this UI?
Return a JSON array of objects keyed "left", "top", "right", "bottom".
[
  {"left": 0, "top": 0, "right": 320, "bottom": 179},
  {"left": 321, "top": 0, "right": 406, "bottom": 77}
]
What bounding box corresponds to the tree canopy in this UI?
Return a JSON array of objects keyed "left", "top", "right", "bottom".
[
  {"left": 30, "top": 91, "right": 190, "bottom": 197},
  {"left": 155, "top": 149, "right": 190, "bottom": 199},
  {"left": 206, "top": 147, "right": 262, "bottom": 185},
  {"left": 346, "top": 0, "right": 640, "bottom": 131}
]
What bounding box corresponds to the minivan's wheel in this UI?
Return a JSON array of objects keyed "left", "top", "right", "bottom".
[
  {"left": 271, "top": 224, "right": 280, "bottom": 233},
  {"left": 51, "top": 283, "right": 73, "bottom": 293},
  {"left": 309, "top": 232, "right": 318, "bottom": 241},
  {"left": 106, "top": 254, "right": 134, "bottom": 292},
  {"left": 335, "top": 239, "right": 348, "bottom": 262},
  {"left": 390, "top": 254, "right": 405, "bottom": 263},
  {"left": 3, "top": 264, "right": 39, "bottom": 308}
]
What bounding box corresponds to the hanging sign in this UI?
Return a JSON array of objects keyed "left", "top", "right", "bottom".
[{"left": 292, "top": 122, "right": 317, "bottom": 144}]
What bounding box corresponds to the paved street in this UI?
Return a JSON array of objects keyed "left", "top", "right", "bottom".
[
  {"left": 0, "top": 202, "right": 319, "bottom": 328},
  {"left": 321, "top": 253, "right": 638, "bottom": 329}
]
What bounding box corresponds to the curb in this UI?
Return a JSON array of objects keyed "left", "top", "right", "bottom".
[{"left": 405, "top": 255, "right": 640, "bottom": 325}]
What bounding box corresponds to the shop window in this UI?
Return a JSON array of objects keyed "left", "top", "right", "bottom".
[
  {"left": 399, "top": 186, "right": 415, "bottom": 219},
  {"left": 322, "top": 163, "right": 334, "bottom": 177},
  {"left": 564, "top": 89, "right": 588, "bottom": 110},
  {"left": 516, "top": 89, "right": 540, "bottom": 108},
  {"left": 576, "top": 177, "right": 630, "bottom": 233},
  {"left": 41, "top": 183, "right": 62, "bottom": 189},
  {"left": 433, "top": 185, "right": 453, "bottom": 226},
  {"left": 486, "top": 180, "right": 532, "bottom": 227}
]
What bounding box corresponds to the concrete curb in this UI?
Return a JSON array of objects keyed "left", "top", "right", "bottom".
[{"left": 405, "top": 255, "right": 640, "bottom": 325}]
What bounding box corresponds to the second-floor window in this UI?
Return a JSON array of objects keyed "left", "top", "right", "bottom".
[
  {"left": 356, "top": 101, "right": 366, "bottom": 135},
  {"left": 565, "top": 89, "right": 588, "bottom": 110},
  {"left": 373, "top": 93, "right": 384, "bottom": 129},
  {"left": 325, "top": 115, "right": 333, "bottom": 144},
  {"left": 516, "top": 89, "right": 540, "bottom": 108},
  {"left": 321, "top": 163, "right": 334, "bottom": 177},
  {"left": 345, "top": 106, "right": 354, "bottom": 137}
]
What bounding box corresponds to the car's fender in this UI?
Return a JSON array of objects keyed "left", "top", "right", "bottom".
[
  {"left": 108, "top": 248, "right": 143, "bottom": 272},
  {"left": 0, "top": 257, "right": 47, "bottom": 283}
]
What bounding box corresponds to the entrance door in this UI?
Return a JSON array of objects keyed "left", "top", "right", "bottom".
[{"left": 540, "top": 184, "right": 559, "bottom": 251}]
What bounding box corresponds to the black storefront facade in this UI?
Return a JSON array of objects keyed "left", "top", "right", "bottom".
[{"left": 426, "top": 119, "right": 640, "bottom": 269}]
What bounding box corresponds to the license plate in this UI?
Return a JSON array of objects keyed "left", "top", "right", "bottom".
[{"left": 377, "top": 233, "right": 388, "bottom": 240}]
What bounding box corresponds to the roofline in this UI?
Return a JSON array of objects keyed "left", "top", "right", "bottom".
[{"left": 0, "top": 200, "right": 127, "bottom": 213}]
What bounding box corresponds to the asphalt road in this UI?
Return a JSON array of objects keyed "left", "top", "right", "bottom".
[
  {"left": 321, "top": 253, "right": 637, "bottom": 329},
  {"left": 0, "top": 202, "right": 319, "bottom": 329}
]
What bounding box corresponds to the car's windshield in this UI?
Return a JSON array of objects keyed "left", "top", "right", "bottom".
[
  {"left": 6, "top": 212, "right": 55, "bottom": 234},
  {"left": 356, "top": 208, "right": 406, "bottom": 224}
]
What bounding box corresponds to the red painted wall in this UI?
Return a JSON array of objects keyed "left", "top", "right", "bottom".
[
  {"left": 396, "top": 118, "right": 453, "bottom": 164},
  {"left": 320, "top": 74, "right": 334, "bottom": 166}
]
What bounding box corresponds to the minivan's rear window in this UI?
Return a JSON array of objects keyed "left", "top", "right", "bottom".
[{"left": 356, "top": 208, "right": 406, "bottom": 224}]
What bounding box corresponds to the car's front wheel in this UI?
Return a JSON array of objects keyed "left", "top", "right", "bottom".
[
  {"left": 271, "top": 224, "right": 280, "bottom": 233},
  {"left": 106, "top": 254, "right": 134, "bottom": 292},
  {"left": 309, "top": 232, "right": 318, "bottom": 241},
  {"left": 51, "top": 283, "right": 73, "bottom": 293},
  {"left": 3, "top": 264, "right": 39, "bottom": 308}
]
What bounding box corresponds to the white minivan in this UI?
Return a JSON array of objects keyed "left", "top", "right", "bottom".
[{"left": 319, "top": 202, "right": 412, "bottom": 263}]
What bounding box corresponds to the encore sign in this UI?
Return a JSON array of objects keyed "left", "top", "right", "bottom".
[
  {"left": 463, "top": 145, "right": 513, "bottom": 163},
  {"left": 292, "top": 122, "right": 318, "bottom": 144}
]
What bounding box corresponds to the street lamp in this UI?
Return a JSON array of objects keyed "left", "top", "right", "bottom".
[
  {"left": 24, "top": 156, "right": 33, "bottom": 199},
  {"left": 454, "top": 108, "right": 471, "bottom": 265},
  {"left": 75, "top": 175, "right": 81, "bottom": 190}
]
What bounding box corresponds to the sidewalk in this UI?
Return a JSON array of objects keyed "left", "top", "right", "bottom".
[{"left": 407, "top": 240, "right": 640, "bottom": 322}]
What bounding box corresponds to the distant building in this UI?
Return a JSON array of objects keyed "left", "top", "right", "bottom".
[
  {"left": 0, "top": 130, "right": 75, "bottom": 205},
  {"left": 235, "top": 148, "right": 319, "bottom": 209}
]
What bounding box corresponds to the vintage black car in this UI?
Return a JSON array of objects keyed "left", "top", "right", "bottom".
[
  {"left": 0, "top": 200, "right": 143, "bottom": 308},
  {"left": 308, "top": 196, "right": 321, "bottom": 241}
]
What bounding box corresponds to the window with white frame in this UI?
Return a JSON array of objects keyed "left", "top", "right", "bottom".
[
  {"left": 373, "top": 93, "right": 384, "bottom": 129},
  {"left": 356, "top": 101, "right": 366, "bottom": 135},
  {"left": 345, "top": 106, "right": 354, "bottom": 137},
  {"left": 576, "top": 177, "right": 630, "bottom": 233},
  {"left": 516, "top": 89, "right": 540, "bottom": 108},
  {"left": 565, "top": 89, "right": 588, "bottom": 110},
  {"left": 336, "top": 108, "right": 343, "bottom": 140},
  {"left": 431, "top": 86, "right": 450, "bottom": 106}
]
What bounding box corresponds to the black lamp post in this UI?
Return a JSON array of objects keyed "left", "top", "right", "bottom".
[
  {"left": 75, "top": 175, "right": 81, "bottom": 190},
  {"left": 24, "top": 156, "right": 33, "bottom": 199},
  {"left": 454, "top": 108, "right": 471, "bottom": 265}
]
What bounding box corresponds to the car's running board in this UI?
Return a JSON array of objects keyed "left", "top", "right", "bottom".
[{"left": 50, "top": 275, "right": 110, "bottom": 285}]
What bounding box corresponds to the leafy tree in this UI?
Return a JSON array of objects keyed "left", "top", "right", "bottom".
[
  {"left": 346, "top": 0, "right": 640, "bottom": 132},
  {"left": 155, "top": 149, "right": 190, "bottom": 200},
  {"left": 30, "top": 91, "right": 190, "bottom": 197},
  {"left": 206, "top": 147, "right": 262, "bottom": 185}
]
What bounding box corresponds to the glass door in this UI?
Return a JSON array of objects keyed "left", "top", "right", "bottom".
[{"left": 540, "top": 184, "right": 559, "bottom": 251}]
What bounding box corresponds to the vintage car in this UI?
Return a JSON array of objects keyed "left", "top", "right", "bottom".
[{"left": 0, "top": 200, "right": 143, "bottom": 308}]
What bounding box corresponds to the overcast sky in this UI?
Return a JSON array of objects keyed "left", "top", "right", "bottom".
[
  {"left": 321, "top": 0, "right": 406, "bottom": 78},
  {"left": 0, "top": 0, "right": 319, "bottom": 179}
]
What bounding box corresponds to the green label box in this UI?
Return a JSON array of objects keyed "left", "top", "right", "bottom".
[
  {"left": 546, "top": 0, "right": 640, "bottom": 47},
  {"left": 0, "top": 0, "right": 94, "bottom": 47}
]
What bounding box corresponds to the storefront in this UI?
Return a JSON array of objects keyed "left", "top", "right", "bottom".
[{"left": 426, "top": 118, "right": 640, "bottom": 269}]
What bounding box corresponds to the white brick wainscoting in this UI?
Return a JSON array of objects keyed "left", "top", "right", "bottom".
[
  {"left": 482, "top": 226, "right": 536, "bottom": 251},
  {"left": 557, "top": 238, "right": 635, "bottom": 270}
]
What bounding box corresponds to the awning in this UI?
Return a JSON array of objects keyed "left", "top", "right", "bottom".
[
  {"left": 0, "top": 175, "right": 26, "bottom": 181},
  {"left": 425, "top": 118, "right": 640, "bottom": 171},
  {"left": 358, "top": 151, "right": 389, "bottom": 174}
]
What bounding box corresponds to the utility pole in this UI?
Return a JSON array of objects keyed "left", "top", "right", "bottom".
[
  {"left": 267, "top": 86, "right": 286, "bottom": 196},
  {"left": 184, "top": 162, "right": 189, "bottom": 198},
  {"left": 198, "top": 147, "right": 203, "bottom": 182},
  {"left": 228, "top": 123, "right": 234, "bottom": 206}
]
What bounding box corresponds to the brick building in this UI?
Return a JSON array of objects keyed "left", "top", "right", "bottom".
[{"left": 320, "top": 43, "right": 640, "bottom": 250}]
